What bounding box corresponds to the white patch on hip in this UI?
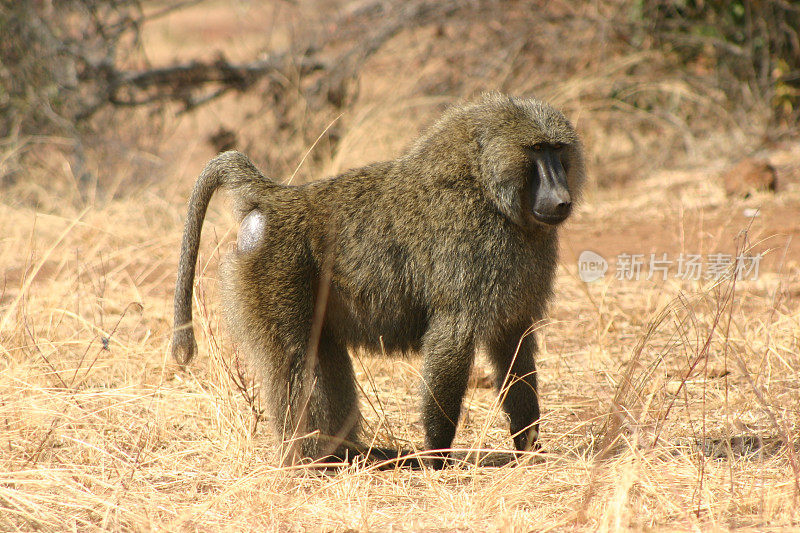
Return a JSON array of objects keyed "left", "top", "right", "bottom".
[{"left": 237, "top": 210, "right": 266, "bottom": 253}]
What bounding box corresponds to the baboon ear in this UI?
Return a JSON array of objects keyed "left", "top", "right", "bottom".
[
  {"left": 487, "top": 179, "right": 524, "bottom": 226},
  {"left": 478, "top": 138, "right": 525, "bottom": 226}
]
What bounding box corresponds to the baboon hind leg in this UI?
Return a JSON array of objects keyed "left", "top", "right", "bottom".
[
  {"left": 299, "top": 332, "right": 363, "bottom": 461},
  {"left": 299, "top": 334, "right": 426, "bottom": 467}
]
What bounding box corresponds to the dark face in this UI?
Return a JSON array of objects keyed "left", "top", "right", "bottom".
[{"left": 524, "top": 143, "right": 572, "bottom": 226}]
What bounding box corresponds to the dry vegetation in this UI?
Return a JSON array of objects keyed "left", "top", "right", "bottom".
[{"left": 1, "top": 0, "right": 800, "bottom": 530}]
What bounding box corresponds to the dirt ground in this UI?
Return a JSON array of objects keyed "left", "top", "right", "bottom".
[{"left": 1, "top": 1, "right": 799, "bottom": 531}]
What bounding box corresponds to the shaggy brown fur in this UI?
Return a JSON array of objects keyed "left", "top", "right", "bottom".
[{"left": 172, "top": 92, "right": 586, "bottom": 466}]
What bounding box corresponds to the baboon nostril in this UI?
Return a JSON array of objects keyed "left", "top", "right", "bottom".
[{"left": 556, "top": 201, "right": 572, "bottom": 215}]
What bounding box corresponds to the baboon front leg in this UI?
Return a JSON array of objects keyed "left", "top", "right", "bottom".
[
  {"left": 487, "top": 329, "right": 540, "bottom": 452},
  {"left": 420, "top": 328, "right": 475, "bottom": 467}
]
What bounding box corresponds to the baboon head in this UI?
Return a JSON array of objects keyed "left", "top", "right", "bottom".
[{"left": 473, "top": 93, "right": 586, "bottom": 228}]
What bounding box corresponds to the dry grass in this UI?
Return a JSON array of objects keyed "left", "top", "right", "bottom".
[
  {"left": 2, "top": 153, "right": 799, "bottom": 530},
  {"left": 2, "top": 1, "right": 800, "bottom": 530}
]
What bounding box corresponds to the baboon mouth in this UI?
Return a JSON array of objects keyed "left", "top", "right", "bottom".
[{"left": 531, "top": 210, "right": 569, "bottom": 226}]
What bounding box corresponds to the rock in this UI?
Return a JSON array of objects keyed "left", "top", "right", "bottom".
[{"left": 721, "top": 158, "right": 777, "bottom": 198}]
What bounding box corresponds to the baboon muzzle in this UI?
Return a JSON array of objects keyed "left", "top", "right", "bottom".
[{"left": 530, "top": 148, "right": 572, "bottom": 225}]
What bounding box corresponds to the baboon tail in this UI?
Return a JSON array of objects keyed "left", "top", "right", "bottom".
[{"left": 172, "top": 150, "right": 275, "bottom": 366}]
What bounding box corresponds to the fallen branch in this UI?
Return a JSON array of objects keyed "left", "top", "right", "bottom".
[{"left": 78, "top": 0, "right": 467, "bottom": 117}]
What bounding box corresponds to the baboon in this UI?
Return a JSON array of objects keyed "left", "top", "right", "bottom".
[{"left": 172, "top": 92, "right": 586, "bottom": 467}]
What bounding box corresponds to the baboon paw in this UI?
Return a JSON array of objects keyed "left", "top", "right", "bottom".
[{"left": 524, "top": 427, "right": 540, "bottom": 451}]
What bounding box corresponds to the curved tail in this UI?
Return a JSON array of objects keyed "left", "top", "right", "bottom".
[{"left": 172, "top": 150, "right": 273, "bottom": 366}]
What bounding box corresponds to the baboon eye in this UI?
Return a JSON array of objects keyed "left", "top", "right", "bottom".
[
  {"left": 531, "top": 143, "right": 544, "bottom": 151},
  {"left": 552, "top": 142, "right": 565, "bottom": 150}
]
